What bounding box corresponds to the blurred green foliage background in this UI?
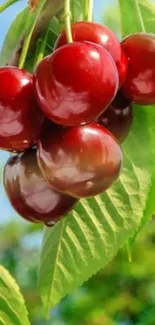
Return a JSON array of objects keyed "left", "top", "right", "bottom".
[
  {"left": 1, "top": 216, "right": 155, "bottom": 325},
  {"left": 0, "top": 1, "right": 155, "bottom": 324}
]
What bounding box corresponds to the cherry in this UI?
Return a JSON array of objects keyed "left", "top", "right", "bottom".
[
  {"left": 3, "top": 148, "right": 78, "bottom": 226},
  {"left": 97, "top": 91, "right": 133, "bottom": 143},
  {"left": 37, "top": 122, "right": 123, "bottom": 198},
  {"left": 122, "top": 33, "right": 155, "bottom": 105},
  {"left": 55, "top": 21, "right": 128, "bottom": 87},
  {"left": 34, "top": 41, "right": 119, "bottom": 127},
  {"left": 0, "top": 66, "right": 44, "bottom": 152}
]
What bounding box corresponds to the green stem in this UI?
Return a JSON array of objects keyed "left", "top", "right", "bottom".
[
  {"left": 87, "top": 0, "right": 94, "bottom": 22},
  {"left": 18, "top": 0, "right": 47, "bottom": 69},
  {"left": 0, "top": 0, "right": 19, "bottom": 14},
  {"left": 64, "top": 0, "right": 73, "bottom": 43}
]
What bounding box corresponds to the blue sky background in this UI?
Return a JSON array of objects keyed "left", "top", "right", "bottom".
[{"left": 0, "top": 0, "right": 114, "bottom": 225}]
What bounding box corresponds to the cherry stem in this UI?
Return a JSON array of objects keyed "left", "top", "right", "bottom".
[
  {"left": 87, "top": 0, "right": 94, "bottom": 22},
  {"left": 18, "top": 0, "right": 46, "bottom": 69},
  {"left": 64, "top": 0, "right": 73, "bottom": 43},
  {"left": 0, "top": 0, "right": 19, "bottom": 13}
]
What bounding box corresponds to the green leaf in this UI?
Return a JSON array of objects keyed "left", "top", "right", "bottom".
[
  {"left": 38, "top": 0, "right": 155, "bottom": 314},
  {"left": 142, "top": 106, "right": 155, "bottom": 224},
  {"left": 0, "top": 1, "right": 54, "bottom": 70},
  {"left": 129, "top": 106, "right": 155, "bottom": 248},
  {"left": 24, "top": 16, "right": 59, "bottom": 72},
  {"left": 46, "top": 17, "right": 59, "bottom": 51},
  {"left": 119, "top": 0, "right": 155, "bottom": 239},
  {"left": 71, "top": 0, "right": 85, "bottom": 21},
  {"left": 0, "top": 8, "right": 29, "bottom": 66},
  {"left": 0, "top": 0, "right": 63, "bottom": 68},
  {"left": 119, "top": 0, "right": 155, "bottom": 36},
  {"left": 18, "top": 0, "right": 49, "bottom": 69},
  {"left": 0, "top": 266, "right": 30, "bottom": 325}
]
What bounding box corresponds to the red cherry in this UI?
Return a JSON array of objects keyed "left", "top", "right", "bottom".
[
  {"left": 98, "top": 91, "right": 133, "bottom": 143},
  {"left": 55, "top": 21, "right": 128, "bottom": 87},
  {"left": 37, "top": 122, "right": 123, "bottom": 198},
  {"left": 122, "top": 33, "right": 155, "bottom": 105},
  {"left": 0, "top": 66, "right": 44, "bottom": 152},
  {"left": 34, "top": 41, "right": 119, "bottom": 127},
  {"left": 3, "top": 148, "right": 78, "bottom": 226}
]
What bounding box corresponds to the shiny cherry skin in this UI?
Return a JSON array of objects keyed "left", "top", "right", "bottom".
[
  {"left": 122, "top": 33, "right": 155, "bottom": 105},
  {"left": 0, "top": 66, "right": 44, "bottom": 152},
  {"left": 3, "top": 148, "right": 78, "bottom": 226},
  {"left": 37, "top": 122, "right": 123, "bottom": 198},
  {"left": 34, "top": 41, "right": 119, "bottom": 127},
  {"left": 55, "top": 21, "right": 128, "bottom": 87},
  {"left": 98, "top": 91, "right": 133, "bottom": 143}
]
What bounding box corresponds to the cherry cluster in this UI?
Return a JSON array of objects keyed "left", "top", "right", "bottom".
[{"left": 2, "top": 21, "right": 155, "bottom": 226}]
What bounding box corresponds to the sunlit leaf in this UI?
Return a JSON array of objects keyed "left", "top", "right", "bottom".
[{"left": 0, "top": 266, "right": 30, "bottom": 325}]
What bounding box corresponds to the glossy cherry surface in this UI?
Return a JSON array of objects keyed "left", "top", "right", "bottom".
[
  {"left": 37, "top": 122, "right": 123, "bottom": 198},
  {"left": 122, "top": 33, "right": 155, "bottom": 105},
  {"left": 4, "top": 148, "right": 78, "bottom": 226},
  {"left": 55, "top": 21, "right": 128, "bottom": 87},
  {"left": 98, "top": 91, "right": 133, "bottom": 143},
  {"left": 0, "top": 66, "right": 44, "bottom": 152},
  {"left": 34, "top": 41, "right": 119, "bottom": 127}
]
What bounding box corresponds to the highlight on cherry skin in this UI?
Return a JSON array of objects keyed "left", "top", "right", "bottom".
[
  {"left": 98, "top": 91, "right": 133, "bottom": 143},
  {"left": 122, "top": 33, "right": 155, "bottom": 105},
  {"left": 3, "top": 148, "right": 78, "bottom": 227},
  {"left": 0, "top": 66, "right": 44, "bottom": 152},
  {"left": 37, "top": 122, "right": 123, "bottom": 198},
  {"left": 55, "top": 21, "right": 128, "bottom": 87},
  {"left": 34, "top": 41, "right": 119, "bottom": 127}
]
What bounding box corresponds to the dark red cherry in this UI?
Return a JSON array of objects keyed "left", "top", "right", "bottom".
[
  {"left": 37, "top": 122, "right": 123, "bottom": 198},
  {"left": 55, "top": 21, "right": 128, "bottom": 87},
  {"left": 0, "top": 66, "right": 44, "bottom": 152},
  {"left": 98, "top": 91, "right": 133, "bottom": 143},
  {"left": 3, "top": 148, "right": 78, "bottom": 226},
  {"left": 122, "top": 33, "right": 155, "bottom": 105},
  {"left": 34, "top": 41, "right": 119, "bottom": 127}
]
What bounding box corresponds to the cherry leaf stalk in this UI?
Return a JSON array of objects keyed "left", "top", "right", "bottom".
[
  {"left": 0, "top": 0, "right": 20, "bottom": 13},
  {"left": 18, "top": 0, "right": 47, "bottom": 69}
]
